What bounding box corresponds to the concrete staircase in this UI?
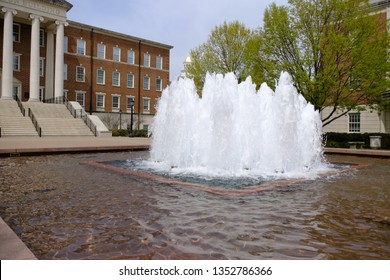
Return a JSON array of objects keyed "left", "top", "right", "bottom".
[
  {"left": 0, "top": 100, "right": 39, "bottom": 137},
  {"left": 22, "top": 102, "right": 94, "bottom": 137}
]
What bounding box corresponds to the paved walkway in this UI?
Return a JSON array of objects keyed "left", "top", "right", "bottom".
[
  {"left": 0, "top": 137, "right": 388, "bottom": 259},
  {"left": 0, "top": 136, "right": 150, "bottom": 156}
]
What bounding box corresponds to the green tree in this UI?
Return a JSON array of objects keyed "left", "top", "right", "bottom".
[
  {"left": 187, "top": 21, "right": 252, "bottom": 92},
  {"left": 260, "top": 0, "right": 390, "bottom": 126}
]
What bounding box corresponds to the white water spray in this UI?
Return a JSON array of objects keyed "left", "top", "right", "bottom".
[{"left": 150, "top": 72, "right": 326, "bottom": 178}]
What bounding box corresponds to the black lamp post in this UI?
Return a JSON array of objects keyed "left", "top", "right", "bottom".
[
  {"left": 130, "top": 99, "right": 134, "bottom": 137},
  {"left": 119, "top": 109, "right": 122, "bottom": 130}
]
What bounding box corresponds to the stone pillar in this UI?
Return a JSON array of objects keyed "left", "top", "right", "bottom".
[
  {"left": 28, "top": 14, "right": 44, "bottom": 102},
  {"left": 1, "top": 8, "right": 17, "bottom": 100},
  {"left": 45, "top": 27, "right": 55, "bottom": 101},
  {"left": 54, "top": 21, "right": 67, "bottom": 101}
]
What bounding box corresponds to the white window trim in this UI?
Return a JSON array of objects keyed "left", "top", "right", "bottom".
[
  {"left": 112, "top": 71, "right": 120, "bottom": 87},
  {"left": 76, "top": 91, "right": 86, "bottom": 107},
  {"left": 111, "top": 94, "right": 121, "bottom": 111},
  {"left": 98, "top": 43, "right": 106, "bottom": 59},
  {"left": 63, "top": 64, "right": 68, "bottom": 81},
  {"left": 76, "top": 66, "right": 85, "bottom": 82},
  {"left": 143, "top": 75, "right": 150, "bottom": 90},
  {"left": 127, "top": 50, "right": 135, "bottom": 64},
  {"left": 39, "top": 57, "right": 45, "bottom": 77},
  {"left": 348, "top": 112, "right": 361, "bottom": 133},
  {"left": 77, "top": 39, "right": 86, "bottom": 56},
  {"left": 126, "top": 95, "right": 135, "bottom": 112},
  {"left": 13, "top": 23, "right": 20, "bottom": 42},
  {"left": 143, "top": 97, "right": 151, "bottom": 113},
  {"left": 156, "top": 55, "right": 163, "bottom": 70},
  {"left": 156, "top": 77, "right": 162, "bottom": 92},
  {"left": 64, "top": 36, "right": 68, "bottom": 53},
  {"left": 113, "top": 47, "right": 121, "bottom": 62},
  {"left": 13, "top": 54, "right": 21, "bottom": 71},
  {"left": 97, "top": 68, "right": 105, "bottom": 85},
  {"left": 96, "top": 92, "right": 106, "bottom": 110},
  {"left": 144, "top": 52, "right": 150, "bottom": 67},
  {"left": 127, "top": 73, "right": 134, "bottom": 88}
]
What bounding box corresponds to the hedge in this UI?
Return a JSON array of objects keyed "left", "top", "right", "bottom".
[
  {"left": 323, "top": 132, "right": 390, "bottom": 149},
  {"left": 111, "top": 129, "right": 149, "bottom": 137}
]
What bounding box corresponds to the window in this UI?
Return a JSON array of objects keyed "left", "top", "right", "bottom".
[
  {"left": 156, "top": 56, "right": 163, "bottom": 69},
  {"left": 126, "top": 96, "right": 135, "bottom": 110},
  {"left": 349, "top": 113, "right": 360, "bottom": 133},
  {"left": 96, "top": 93, "right": 105, "bottom": 108},
  {"left": 97, "top": 43, "right": 105, "bottom": 59},
  {"left": 97, "top": 69, "right": 105, "bottom": 84},
  {"left": 13, "top": 85, "right": 20, "bottom": 100},
  {"left": 39, "top": 87, "right": 44, "bottom": 101},
  {"left": 63, "top": 64, "right": 68, "bottom": 80},
  {"left": 76, "top": 91, "right": 85, "bottom": 107},
  {"left": 143, "top": 124, "right": 149, "bottom": 133},
  {"left": 144, "top": 53, "right": 150, "bottom": 67},
  {"left": 113, "top": 47, "right": 121, "bottom": 62},
  {"left": 13, "top": 24, "right": 20, "bottom": 42},
  {"left": 156, "top": 77, "right": 162, "bottom": 92},
  {"left": 76, "top": 66, "right": 85, "bottom": 82},
  {"left": 112, "top": 71, "right": 120, "bottom": 86},
  {"left": 77, "top": 39, "right": 86, "bottom": 55},
  {"left": 143, "top": 98, "right": 150, "bottom": 112},
  {"left": 40, "top": 29, "right": 45, "bottom": 47},
  {"left": 127, "top": 73, "right": 134, "bottom": 88},
  {"left": 112, "top": 95, "right": 120, "bottom": 109},
  {"left": 349, "top": 74, "right": 361, "bottom": 91},
  {"left": 127, "top": 50, "right": 134, "bottom": 64},
  {"left": 39, "top": 58, "right": 45, "bottom": 77},
  {"left": 13, "top": 54, "right": 20, "bottom": 71},
  {"left": 64, "top": 36, "right": 68, "bottom": 52},
  {"left": 143, "top": 75, "right": 150, "bottom": 90}
]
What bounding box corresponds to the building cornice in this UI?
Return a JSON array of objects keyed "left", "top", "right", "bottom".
[{"left": 68, "top": 20, "right": 173, "bottom": 50}]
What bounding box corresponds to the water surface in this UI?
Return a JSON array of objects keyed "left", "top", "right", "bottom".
[{"left": 0, "top": 152, "right": 389, "bottom": 259}]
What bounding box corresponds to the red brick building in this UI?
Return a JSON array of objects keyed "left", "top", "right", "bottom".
[{"left": 0, "top": 0, "right": 173, "bottom": 132}]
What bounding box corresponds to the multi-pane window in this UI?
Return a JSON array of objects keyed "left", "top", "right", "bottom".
[
  {"left": 76, "top": 66, "right": 85, "bottom": 82},
  {"left": 143, "top": 75, "right": 150, "bottom": 90},
  {"left": 112, "top": 71, "right": 120, "bottom": 86},
  {"left": 156, "top": 56, "right": 163, "bottom": 69},
  {"left": 97, "top": 43, "right": 105, "bottom": 59},
  {"left": 127, "top": 50, "right": 134, "bottom": 64},
  {"left": 96, "top": 93, "right": 105, "bottom": 108},
  {"left": 127, "top": 73, "right": 134, "bottom": 88},
  {"left": 143, "top": 98, "right": 150, "bottom": 112},
  {"left": 63, "top": 64, "right": 68, "bottom": 80},
  {"left": 126, "top": 96, "right": 135, "bottom": 110},
  {"left": 349, "top": 113, "right": 360, "bottom": 133},
  {"left": 39, "top": 87, "right": 45, "bottom": 101},
  {"left": 112, "top": 95, "right": 120, "bottom": 109},
  {"left": 39, "top": 58, "right": 45, "bottom": 77},
  {"left": 113, "top": 47, "right": 121, "bottom": 62},
  {"left": 156, "top": 77, "right": 162, "bottom": 92},
  {"left": 144, "top": 53, "right": 150, "bottom": 67},
  {"left": 13, "top": 24, "right": 20, "bottom": 42},
  {"left": 77, "top": 39, "right": 86, "bottom": 55},
  {"left": 39, "top": 29, "right": 45, "bottom": 47},
  {"left": 13, "top": 55, "right": 20, "bottom": 71},
  {"left": 76, "top": 91, "right": 85, "bottom": 107},
  {"left": 64, "top": 36, "right": 68, "bottom": 52},
  {"left": 97, "top": 69, "right": 105, "bottom": 84}
]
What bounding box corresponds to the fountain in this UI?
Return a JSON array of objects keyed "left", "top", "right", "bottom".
[{"left": 149, "top": 72, "right": 326, "bottom": 179}]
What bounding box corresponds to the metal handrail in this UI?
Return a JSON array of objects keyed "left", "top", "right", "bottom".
[
  {"left": 43, "top": 96, "right": 67, "bottom": 104},
  {"left": 15, "top": 95, "right": 25, "bottom": 116},
  {"left": 82, "top": 114, "right": 98, "bottom": 136},
  {"left": 28, "top": 108, "right": 42, "bottom": 137}
]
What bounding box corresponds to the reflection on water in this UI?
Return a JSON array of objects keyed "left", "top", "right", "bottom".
[{"left": 0, "top": 152, "right": 389, "bottom": 259}]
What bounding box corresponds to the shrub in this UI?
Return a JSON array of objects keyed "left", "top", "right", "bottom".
[
  {"left": 323, "top": 132, "right": 390, "bottom": 149},
  {"left": 111, "top": 129, "right": 129, "bottom": 137}
]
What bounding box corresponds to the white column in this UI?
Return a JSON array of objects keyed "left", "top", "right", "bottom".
[
  {"left": 45, "top": 28, "right": 55, "bottom": 100},
  {"left": 54, "top": 21, "right": 67, "bottom": 100},
  {"left": 1, "top": 8, "right": 17, "bottom": 100},
  {"left": 28, "top": 14, "right": 43, "bottom": 102}
]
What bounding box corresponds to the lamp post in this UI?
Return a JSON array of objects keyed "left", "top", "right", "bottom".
[
  {"left": 119, "top": 109, "right": 122, "bottom": 130},
  {"left": 130, "top": 99, "right": 134, "bottom": 137}
]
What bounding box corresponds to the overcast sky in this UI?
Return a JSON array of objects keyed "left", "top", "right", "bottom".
[{"left": 67, "top": 0, "right": 288, "bottom": 79}]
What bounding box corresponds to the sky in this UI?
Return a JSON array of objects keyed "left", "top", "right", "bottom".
[{"left": 67, "top": 0, "right": 288, "bottom": 79}]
